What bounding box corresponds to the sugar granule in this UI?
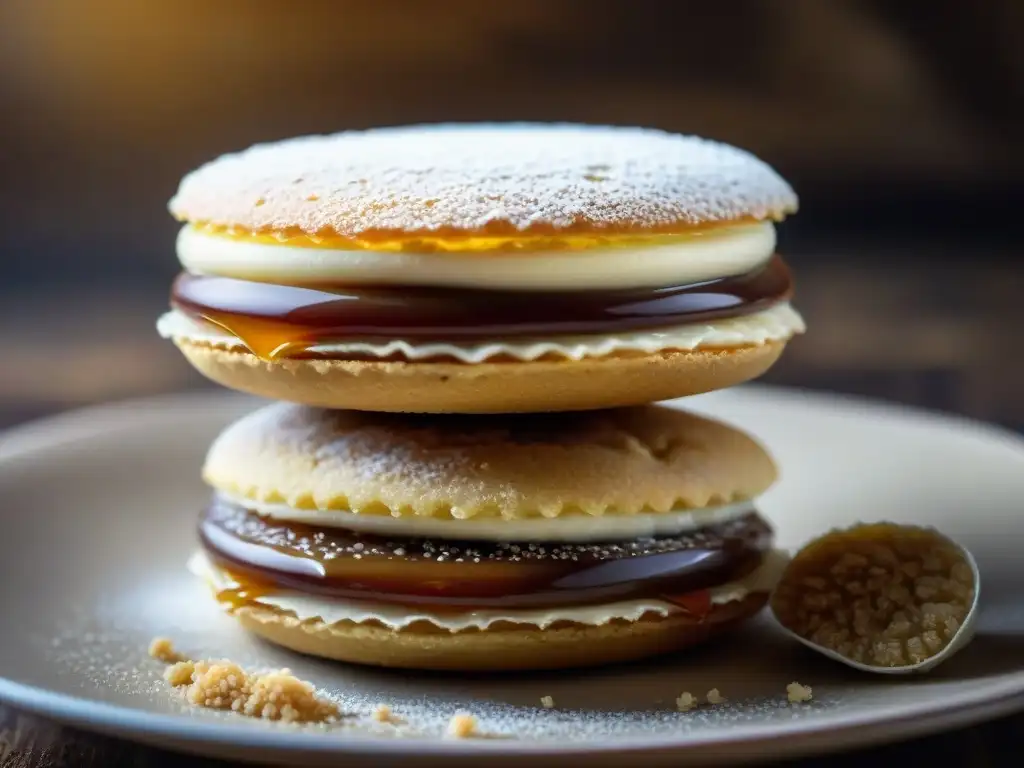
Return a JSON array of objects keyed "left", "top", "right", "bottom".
[{"left": 771, "top": 523, "right": 975, "bottom": 668}]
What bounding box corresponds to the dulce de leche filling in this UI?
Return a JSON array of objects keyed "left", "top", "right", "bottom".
[
  {"left": 199, "top": 496, "right": 774, "bottom": 615},
  {"left": 170, "top": 255, "right": 792, "bottom": 362}
]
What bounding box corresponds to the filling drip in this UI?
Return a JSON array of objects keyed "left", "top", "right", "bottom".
[
  {"left": 199, "top": 496, "right": 774, "bottom": 615},
  {"left": 170, "top": 255, "right": 792, "bottom": 362}
]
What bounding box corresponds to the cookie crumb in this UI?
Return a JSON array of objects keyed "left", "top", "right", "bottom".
[
  {"left": 163, "top": 660, "right": 195, "bottom": 687},
  {"left": 163, "top": 655, "right": 339, "bottom": 724},
  {"left": 540, "top": 696, "right": 554, "bottom": 709},
  {"left": 148, "top": 637, "right": 185, "bottom": 663},
  {"left": 446, "top": 713, "right": 478, "bottom": 739},
  {"left": 786, "top": 682, "right": 813, "bottom": 703},
  {"left": 706, "top": 688, "right": 726, "bottom": 705},
  {"left": 372, "top": 704, "right": 403, "bottom": 724},
  {"left": 675, "top": 692, "right": 697, "bottom": 712}
]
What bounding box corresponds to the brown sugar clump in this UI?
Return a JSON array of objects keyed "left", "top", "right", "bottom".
[
  {"left": 163, "top": 657, "right": 339, "bottom": 724},
  {"left": 148, "top": 637, "right": 185, "bottom": 663},
  {"left": 771, "top": 523, "right": 975, "bottom": 668}
]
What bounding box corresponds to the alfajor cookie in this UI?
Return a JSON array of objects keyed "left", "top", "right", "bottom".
[
  {"left": 190, "top": 401, "right": 789, "bottom": 671},
  {"left": 158, "top": 123, "right": 805, "bottom": 413}
]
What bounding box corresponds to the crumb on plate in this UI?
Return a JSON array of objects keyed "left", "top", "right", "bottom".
[
  {"left": 148, "top": 637, "right": 185, "bottom": 664},
  {"left": 706, "top": 688, "right": 726, "bottom": 705},
  {"left": 372, "top": 704, "right": 404, "bottom": 724},
  {"left": 157, "top": 647, "right": 339, "bottom": 724},
  {"left": 787, "top": 682, "right": 813, "bottom": 703},
  {"left": 164, "top": 660, "right": 195, "bottom": 687},
  {"left": 446, "top": 713, "right": 478, "bottom": 739},
  {"left": 675, "top": 692, "right": 697, "bottom": 712}
]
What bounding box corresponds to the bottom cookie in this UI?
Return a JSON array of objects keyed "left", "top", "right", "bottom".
[{"left": 231, "top": 593, "right": 768, "bottom": 671}]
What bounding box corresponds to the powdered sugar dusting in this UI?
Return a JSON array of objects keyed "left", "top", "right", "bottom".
[
  {"left": 201, "top": 402, "right": 777, "bottom": 520},
  {"left": 49, "top": 620, "right": 840, "bottom": 743},
  {"left": 168, "top": 124, "right": 798, "bottom": 238}
]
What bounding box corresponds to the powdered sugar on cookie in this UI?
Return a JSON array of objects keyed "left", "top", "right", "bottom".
[{"left": 169, "top": 124, "right": 797, "bottom": 239}]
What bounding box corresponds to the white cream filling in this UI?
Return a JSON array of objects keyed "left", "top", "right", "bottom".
[
  {"left": 216, "top": 491, "right": 758, "bottom": 542},
  {"left": 157, "top": 302, "right": 803, "bottom": 363},
  {"left": 177, "top": 222, "right": 776, "bottom": 291},
  {"left": 189, "top": 548, "right": 790, "bottom": 632}
]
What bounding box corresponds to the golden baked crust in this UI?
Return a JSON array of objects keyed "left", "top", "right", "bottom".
[
  {"left": 177, "top": 338, "right": 785, "bottom": 416},
  {"left": 168, "top": 124, "right": 797, "bottom": 244},
  {"left": 231, "top": 593, "right": 768, "bottom": 671},
  {"left": 202, "top": 397, "right": 777, "bottom": 520}
]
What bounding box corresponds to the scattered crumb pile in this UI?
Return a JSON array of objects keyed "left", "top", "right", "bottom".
[
  {"left": 786, "top": 682, "right": 813, "bottom": 703},
  {"left": 771, "top": 523, "right": 975, "bottom": 668},
  {"left": 540, "top": 696, "right": 555, "bottom": 709},
  {"left": 150, "top": 638, "right": 338, "bottom": 724},
  {"left": 675, "top": 692, "right": 697, "bottom": 712},
  {"left": 446, "top": 713, "right": 478, "bottom": 739},
  {"left": 705, "top": 688, "right": 726, "bottom": 705}
]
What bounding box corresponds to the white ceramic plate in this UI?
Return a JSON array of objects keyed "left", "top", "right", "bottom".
[{"left": 1, "top": 386, "right": 1023, "bottom": 766}]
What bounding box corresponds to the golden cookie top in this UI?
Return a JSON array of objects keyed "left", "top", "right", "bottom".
[
  {"left": 202, "top": 402, "right": 778, "bottom": 520},
  {"left": 169, "top": 123, "right": 798, "bottom": 246}
]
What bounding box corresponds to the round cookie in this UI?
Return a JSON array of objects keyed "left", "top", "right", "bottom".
[
  {"left": 168, "top": 123, "right": 798, "bottom": 240},
  {"left": 160, "top": 123, "right": 805, "bottom": 413},
  {"left": 191, "top": 402, "right": 784, "bottom": 671},
  {"left": 202, "top": 401, "right": 778, "bottom": 520}
]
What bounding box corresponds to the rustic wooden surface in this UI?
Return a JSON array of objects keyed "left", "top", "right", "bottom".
[{"left": 0, "top": 249, "right": 1021, "bottom": 765}]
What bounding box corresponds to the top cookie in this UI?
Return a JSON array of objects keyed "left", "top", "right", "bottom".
[{"left": 169, "top": 123, "right": 798, "bottom": 244}]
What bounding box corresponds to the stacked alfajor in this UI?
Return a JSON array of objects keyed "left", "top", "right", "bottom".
[{"left": 160, "top": 124, "right": 805, "bottom": 670}]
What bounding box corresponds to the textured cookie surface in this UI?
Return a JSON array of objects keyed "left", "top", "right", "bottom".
[
  {"left": 169, "top": 123, "right": 798, "bottom": 241},
  {"left": 203, "top": 402, "right": 778, "bottom": 519}
]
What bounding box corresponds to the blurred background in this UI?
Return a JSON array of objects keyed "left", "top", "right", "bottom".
[{"left": 1, "top": 0, "right": 1022, "bottom": 430}]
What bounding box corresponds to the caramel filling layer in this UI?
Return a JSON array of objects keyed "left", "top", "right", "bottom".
[
  {"left": 198, "top": 497, "right": 773, "bottom": 612},
  {"left": 171, "top": 255, "right": 792, "bottom": 361}
]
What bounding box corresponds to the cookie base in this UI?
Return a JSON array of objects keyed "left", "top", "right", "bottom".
[
  {"left": 230, "top": 593, "right": 768, "bottom": 671},
  {"left": 176, "top": 341, "right": 785, "bottom": 414}
]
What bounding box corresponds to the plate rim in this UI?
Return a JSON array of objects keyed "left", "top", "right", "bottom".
[
  {"left": 2, "top": 666, "right": 1023, "bottom": 762},
  {"left": 2, "top": 385, "right": 1024, "bottom": 762}
]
